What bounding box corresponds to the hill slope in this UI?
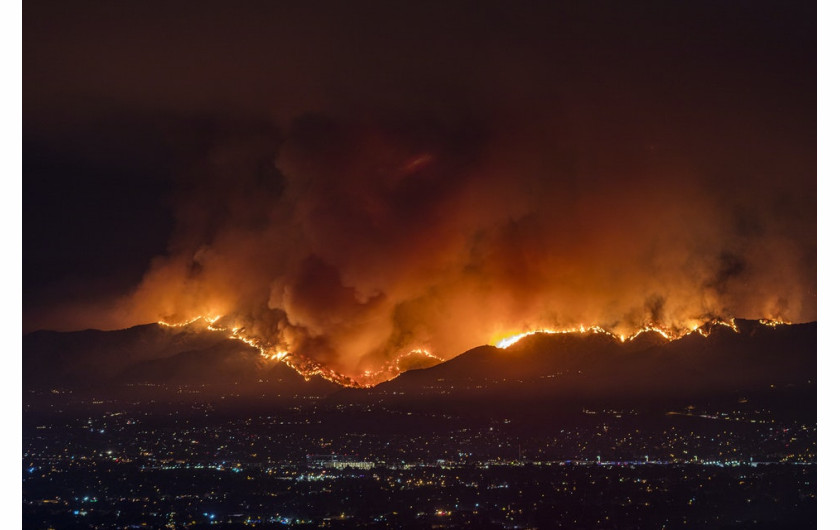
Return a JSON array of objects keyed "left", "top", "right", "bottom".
[
  {"left": 364, "top": 320, "right": 815, "bottom": 401},
  {"left": 23, "top": 323, "right": 338, "bottom": 395}
]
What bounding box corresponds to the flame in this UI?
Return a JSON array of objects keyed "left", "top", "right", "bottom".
[
  {"left": 159, "top": 313, "right": 790, "bottom": 387},
  {"left": 494, "top": 325, "right": 613, "bottom": 349},
  {"left": 354, "top": 348, "right": 443, "bottom": 386},
  {"left": 493, "top": 318, "right": 741, "bottom": 349},
  {"left": 158, "top": 315, "right": 222, "bottom": 328},
  {"left": 622, "top": 324, "right": 677, "bottom": 342},
  {"left": 759, "top": 318, "right": 791, "bottom": 327},
  {"left": 493, "top": 324, "right": 669, "bottom": 349},
  {"left": 157, "top": 315, "right": 440, "bottom": 388}
]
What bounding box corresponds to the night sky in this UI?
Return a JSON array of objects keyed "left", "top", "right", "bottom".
[{"left": 24, "top": 1, "right": 815, "bottom": 379}]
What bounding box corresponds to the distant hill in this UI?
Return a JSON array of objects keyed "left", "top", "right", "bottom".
[
  {"left": 23, "top": 319, "right": 816, "bottom": 408},
  {"left": 360, "top": 319, "right": 815, "bottom": 404},
  {"left": 23, "top": 323, "right": 338, "bottom": 395}
]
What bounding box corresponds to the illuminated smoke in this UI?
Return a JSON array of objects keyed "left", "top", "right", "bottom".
[{"left": 118, "top": 110, "right": 814, "bottom": 384}]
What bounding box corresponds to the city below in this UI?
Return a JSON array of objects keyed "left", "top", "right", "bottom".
[{"left": 24, "top": 382, "right": 815, "bottom": 529}]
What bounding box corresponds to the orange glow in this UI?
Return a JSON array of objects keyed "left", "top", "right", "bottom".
[
  {"left": 494, "top": 325, "right": 613, "bottom": 349},
  {"left": 159, "top": 314, "right": 785, "bottom": 387},
  {"left": 622, "top": 324, "right": 675, "bottom": 342},
  {"left": 494, "top": 318, "right": 741, "bottom": 349},
  {"left": 157, "top": 315, "right": 441, "bottom": 388},
  {"left": 759, "top": 318, "right": 791, "bottom": 327},
  {"left": 356, "top": 348, "right": 443, "bottom": 386}
]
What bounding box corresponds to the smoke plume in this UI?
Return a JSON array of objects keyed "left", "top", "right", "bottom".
[
  {"left": 121, "top": 106, "right": 815, "bottom": 381},
  {"left": 26, "top": 2, "right": 813, "bottom": 381}
]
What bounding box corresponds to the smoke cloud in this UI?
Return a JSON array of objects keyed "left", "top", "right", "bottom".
[
  {"left": 119, "top": 105, "right": 814, "bottom": 380},
  {"left": 25, "top": 2, "right": 814, "bottom": 380}
]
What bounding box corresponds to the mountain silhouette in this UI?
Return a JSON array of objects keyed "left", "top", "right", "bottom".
[
  {"left": 23, "top": 323, "right": 338, "bottom": 395},
  {"left": 367, "top": 320, "right": 815, "bottom": 402}
]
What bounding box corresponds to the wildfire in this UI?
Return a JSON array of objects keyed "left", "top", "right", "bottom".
[
  {"left": 759, "top": 318, "right": 792, "bottom": 327},
  {"left": 158, "top": 313, "right": 791, "bottom": 388},
  {"left": 355, "top": 348, "right": 443, "bottom": 386},
  {"left": 494, "top": 325, "right": 614, "bottom": 349},
  {"left": 157, "top": 315, "right": 440, "bottom": 388},
  {"left": 493, "top": 318, "right": 741, "bottom": 349},
  {"left": 158, "top": 315, "right": 222, "bottom": 328},
  {"left": 622, "top": 324, "right": 677, "bottom": 342}
]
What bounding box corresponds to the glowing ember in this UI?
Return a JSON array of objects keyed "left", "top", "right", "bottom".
[
  {"left": 494, "top": 318, "right": 742, "bottom": 350},
  {"left": 623, "top": 325, "right": 675, "bottom": 342},
  {"left": 353, "top": 348, "right": 443, "bottom": 386},
  {"left": 759, "top": 318, "right": 792, "bottom": 327},
  {"left": 494, "top": 324, "right": 670, "bottom": 349}
]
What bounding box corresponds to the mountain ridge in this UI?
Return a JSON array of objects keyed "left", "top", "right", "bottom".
[
  {"left": 23, "top": 319, "right": 815, "bottom": 403},
  {"left": 359, "top": 319, "right": 815, "bottom": 401}
]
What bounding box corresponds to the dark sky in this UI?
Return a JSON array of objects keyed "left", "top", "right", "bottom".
[{"left": 24, "top": 1, "right": 815, "bottom": 377}]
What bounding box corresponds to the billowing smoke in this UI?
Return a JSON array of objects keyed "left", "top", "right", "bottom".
[
  {"left": 24, "top": 1, "right": 814, "bottom": 381},
  {"left": 119, "top": 105, "right": 815, "bottom": 381}
]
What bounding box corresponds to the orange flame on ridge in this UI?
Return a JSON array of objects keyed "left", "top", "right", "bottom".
[
  {"left": 493, "top": 317, "right": 745, "bottom": 349},
  {"left": 157, "top": 315, "right": 440, "bottom": 387},
  {"left": 159, "top": 314, "right": 789, "bottom": 386}
]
